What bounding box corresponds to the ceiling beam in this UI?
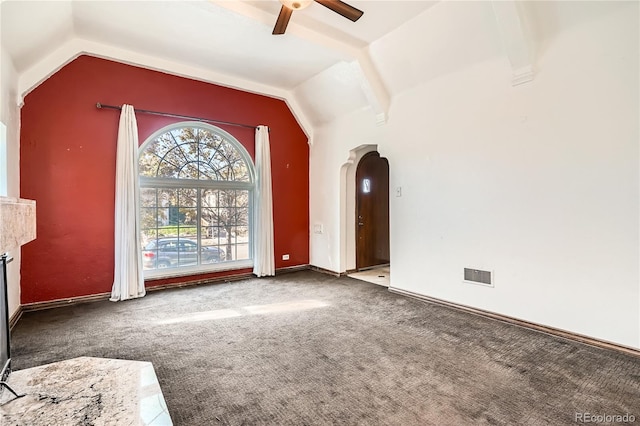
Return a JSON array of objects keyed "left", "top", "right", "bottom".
[
  {"left": 353, "top": 49, "right": 389, "bottom": 125},
  {"left": 491, "top": 1, "right": 535, "bottom": 86},
  {"left": 212, "top": 0, "right": 390, "bottom": 124}
]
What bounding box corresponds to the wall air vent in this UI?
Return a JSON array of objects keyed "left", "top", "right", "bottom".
[{"left": 464, "top": 268, "right": 493, "bottom": 287}]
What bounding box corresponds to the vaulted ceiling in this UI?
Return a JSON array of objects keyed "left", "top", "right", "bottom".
[
  {"left": 1, "top": 1, "right": 439, "bottom": 135},
  {"left": 2, "top": 1, "right": 620, "bottom": 141}
]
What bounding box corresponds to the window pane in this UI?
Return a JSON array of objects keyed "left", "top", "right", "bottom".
[
  {"left": 180, "top": 161, "right": 200, "bottom": 180},
  {"left": 201, "top": 242, "right": 225, "bottom": 264},
  {"left": 178, "top": 207, "right": 197, "bottom": 239},
  {"left": 235, "top": 242, "right": 250, "bottom": 261},
  {"left": 156, "top": 150, "right": 181, "bottom": 178},
  {"left": 141, "top": 207, "right": 157, "bottom": 230},
  {"left": 140, "top": 188, "right": 157, "bottom": 207},
  {"left": 158, "top": 188, "right": 178, "bottom": 208},
  {"left": 178, "top": 189, "right": 197, "bottom": 208},
  {"left": 177, "top": 238, "right": 198, "bottom": 267},
  {"left": 178, "top": 208, "right": 197, "bottom": 225},
  {"left": 151, "top": 239, "right": 179, "bottom": 270},
  {"left": 142, "top": 246, "right": 158, "bottom": 270},
  {"left": 159, "top": 226, "right": 179, "bottom": 239},
  {"left": 211, "top": 140, "right": 250, "bottom": 182},
  {"left": 202, "top": 189, "right": 218, "bottom": 208},
  {"left": 139, "top": 144, "right": 161, "bottom": 177},
  {"left": 141, "top": 229, "right": 157, "bottom": 248},
  {"left": 157, "top": 188, "right": 178, "bottom": 237},
  {"left": 236, "top": 225, "right": 249, "bottom": 241}
]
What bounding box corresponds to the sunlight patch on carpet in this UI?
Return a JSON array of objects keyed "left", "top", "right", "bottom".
[{"left": 156, "top": 300, "right": 329, "bottom": 325}]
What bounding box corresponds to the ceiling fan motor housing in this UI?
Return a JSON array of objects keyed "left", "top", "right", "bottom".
[{"left": 281, "top": 0, "right": 313, "bottom": 10}]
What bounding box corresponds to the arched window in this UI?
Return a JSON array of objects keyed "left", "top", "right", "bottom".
[{"left": 139, "top": 122, "right": 254, "bottom": 276}]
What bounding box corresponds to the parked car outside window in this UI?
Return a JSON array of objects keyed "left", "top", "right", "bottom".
[{"left": 142, "top": 238, "right": 225, "bottom": 270}]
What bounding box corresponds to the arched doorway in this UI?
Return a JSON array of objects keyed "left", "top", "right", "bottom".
[{"left": 355, "top": 151, "right": 390, "bottom": 270}]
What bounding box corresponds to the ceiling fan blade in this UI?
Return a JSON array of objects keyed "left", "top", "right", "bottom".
[
  {"left": 273, "top": 6, "right": 293, "bottom": 35},
  {"left": 314, "top": 0, "right": 363, "bottom": 22}
]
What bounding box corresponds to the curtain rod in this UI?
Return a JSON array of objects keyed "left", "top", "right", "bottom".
[{"left": 95, "top": 103, "right": 259, "bottom": 130}]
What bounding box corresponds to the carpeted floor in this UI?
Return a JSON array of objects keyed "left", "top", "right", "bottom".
[{"left": 8, "top": 270, "right": 640, "bottom": 425}]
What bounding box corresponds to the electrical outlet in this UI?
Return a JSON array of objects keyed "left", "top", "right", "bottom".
[{"left": 282, "top": 254, "right": 290, "bottom": 260}]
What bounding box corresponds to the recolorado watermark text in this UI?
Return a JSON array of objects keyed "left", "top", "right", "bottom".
[{"left": 575, "top": 412, "right": 636, "bottom": 423}]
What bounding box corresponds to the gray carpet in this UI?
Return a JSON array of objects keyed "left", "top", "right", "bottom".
[{"left": 8, "top": 271, "right": 640, "bottom": 425}]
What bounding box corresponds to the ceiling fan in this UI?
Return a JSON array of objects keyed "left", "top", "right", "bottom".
[{"left": 273, "top": 0, "right": 364, "bottom": 35}]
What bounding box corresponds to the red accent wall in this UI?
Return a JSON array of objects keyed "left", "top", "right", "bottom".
[{"left": 20, "top": 55, "right": 309, "bottom": 304}]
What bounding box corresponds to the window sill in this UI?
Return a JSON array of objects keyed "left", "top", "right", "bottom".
[{"left": 143, "top": 259, "right": 254, "bottom": 281}]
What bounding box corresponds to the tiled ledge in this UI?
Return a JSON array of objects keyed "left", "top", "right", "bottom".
[
  {"left": 0, "top": 357, "right": 172, "bottom": 425},
  {"left": 0, "top": 196, "right": 36, "bottom": 254}
]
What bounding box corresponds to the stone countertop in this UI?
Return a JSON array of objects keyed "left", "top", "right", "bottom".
[
  {"left": 0, "top": 356, "right": 172, "bottom": 425},
  {"left": 0, "top": 196, "right": 36, "bottom": 254}
]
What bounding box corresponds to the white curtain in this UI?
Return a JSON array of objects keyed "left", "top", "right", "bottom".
[
  {"left": 110, "top": 104, "right": 146, "bottom": 301},
  {"left": 253, "top": 125, "right": 275, "bottom": 277}
]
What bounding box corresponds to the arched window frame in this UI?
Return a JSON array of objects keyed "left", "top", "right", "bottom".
[{"left": 139, "top": 121, "right": 255, "bottom": 278}]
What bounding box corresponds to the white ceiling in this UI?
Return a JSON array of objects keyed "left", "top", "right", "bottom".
[
  {"left": 0, "top": 0, "right": 447, "bottom": 130},
  {"left": 245, "top": 0, "right": 437, "bottom": 47},
  {"left": 370, "top": 1, "right": 504, "bottom": 96},
  {"left": 1, "top": 0, "right": 74, "bottom": 72},
  {"left": 2, "top": 1, "right": 613, "bottom": 132}
]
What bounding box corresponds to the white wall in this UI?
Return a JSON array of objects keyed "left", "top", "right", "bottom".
[
  {"left": 0, "top": 47, "right": 23, "bottom": 319},
  {"left": 309, "top": 1, "right": 640, "bottom": 348},
  {"left": 309, "top": 106, "right": 385, "bottom": 272}
]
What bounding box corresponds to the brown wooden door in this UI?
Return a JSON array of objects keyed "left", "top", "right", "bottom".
[{"left": 356, "top": 151, "right": 390, "bottom": 270}]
